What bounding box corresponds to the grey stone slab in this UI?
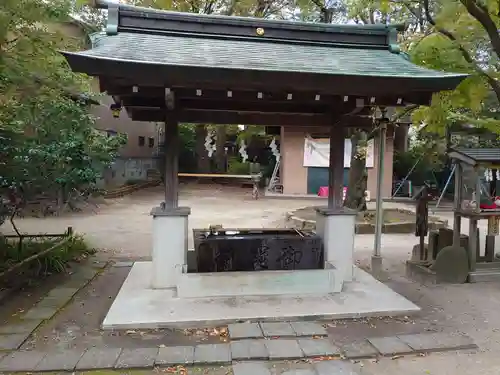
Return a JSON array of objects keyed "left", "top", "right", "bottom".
[
  {"left": 233, "top": 362, "right": 271, "bottom": 375},
  {"left": 260, "top": 322, "right": 296, "bottom": 337},
  {"left": 113, "top": 261, "right": 134, "bottom": 268},
  {"left": 22, "top": 306, "right": 59, "bottom": 320},
  {"left": 35, "top": 349, "right": 86, "bottom": 371},
  {"left": 194, "top": 344, "right": 231, "bottom": 364},
  {"left": 367, "top": 336, "right": 414, "bottom": 356},
  {"left": 282, "top": 369, "right": 316, "bottom": 375},
  {"left": 115, "top": 348, "right": 158, "bottom": 369},
  {"left": 156, "top": 346, "right": 195, "bottom": 365},
  {"left": 76, "top": 347, "right": 122, "bottom": 370},
  {"left": 341, "top": 340, "right": 378, "bottom": 359},
  {"left": 228, "top": 322, "right": 264, "bottom": 339},
  {"left": 36, "top": 296, "right": 69, "bottom": 309},
  {"left": 46, "top": 287, "right": 79, "bottom": 299},
  {"left": 0, "top": 333, "right": 30, "bottom": 350},
  {"left": 290, "top": 321, "right": 328, "bottom": 337},
  {"left": 314, "top": 360, "right": 360, "bottom": 375},
  {"left": 264, "top": 339, "right": 303, "bottom": 359},
  {"left": 0, "top": 319, "right": 43, "bottom": 334},
  {"left": 298, "top": 338, "right": 340, "bottom": 357},
  {"left": 230, "top": 339, "right": 268, "bottom": 360},
  {"left": 71, "top": 267, "right": 98, "bottom": 281},
  {"left": 64, "top": 277, "right": 89, "bottom": 290},
  {"left": 0, "top": 350, "right": 46, "bottom": 372},
  {"left": 397, "top": 333, "right": 477, "bottom": 353}
]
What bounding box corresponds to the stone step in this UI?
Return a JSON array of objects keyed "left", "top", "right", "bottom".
[{"left": 0, "top": 333, "right": 478, "bottom": 372}]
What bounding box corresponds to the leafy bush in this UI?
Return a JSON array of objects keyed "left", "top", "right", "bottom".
[
  {"left": 227, "top": 157, "right": 250, "bottom": 175},
  {"left": 0, "top": 234, "right": 95, "bottom": 276}
]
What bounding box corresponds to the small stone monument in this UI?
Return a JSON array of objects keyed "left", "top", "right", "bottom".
[{"left": 430, "top": 245, "right": 469, "bottom": 283}]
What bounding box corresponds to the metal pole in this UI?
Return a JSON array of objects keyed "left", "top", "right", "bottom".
[
  {"left": 434, "top": 164, "right": 456, "bottom": 211},
  {"left": 372, "top": 122, "right": 387, "bottom": 273},
  {"left": 392, "top": 154, "right": 423, "bottom": 198}
]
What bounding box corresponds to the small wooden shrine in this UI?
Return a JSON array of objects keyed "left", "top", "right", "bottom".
[{"left": 449, "top": 148, "right": 500, "bottom": 282}]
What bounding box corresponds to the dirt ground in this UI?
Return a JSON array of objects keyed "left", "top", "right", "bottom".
[{"left": 2, "top": 185, "right": 500, "bottom": 374}]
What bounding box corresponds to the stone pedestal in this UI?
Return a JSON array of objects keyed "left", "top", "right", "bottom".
[
  {"left": 315, "top": 207, "right": 356, "bottom": 282},
  {"left": 150, "top": 206, "right": 191, "bottom": 289}
]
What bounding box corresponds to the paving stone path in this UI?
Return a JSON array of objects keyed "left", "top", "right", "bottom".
[
  {"left": 0, "top": 320, "right": 478, "bottom": 372},
  {"left": 0, "top": 261, "right": 105, "bottom": 352},
  {"left": 0, "top": 259, "right": 480, "bottom": 373}
]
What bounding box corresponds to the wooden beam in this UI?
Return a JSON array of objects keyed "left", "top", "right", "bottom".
[
  {"left": 163, "top": 94, "right": 179, "bottom": 209},
  {"left": 84, "top": 61, "right": 440, "bottom": 102},
  {"left": 125, "top": 98, "right": 338, "bottom": 114},
  {"left": 100, "top": 81, "right": 420, "bottom": 108},
  {"left": 129, "top": 108, "right": 376, "bottom": 127},
  {"left": 328, "top": 125, "right": 345, "bottom": 209}
]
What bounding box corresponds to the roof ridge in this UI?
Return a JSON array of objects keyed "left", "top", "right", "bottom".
[{"left": 93, "top": 0, "right": 404, "bottom": 49}]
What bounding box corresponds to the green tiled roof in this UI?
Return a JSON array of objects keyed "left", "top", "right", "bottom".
[
  {"left": 78, "top": 32, "right": 465, "bottom": 79},
  {"left": 450, "top": 148, "right": 500, "bottom": 163}
]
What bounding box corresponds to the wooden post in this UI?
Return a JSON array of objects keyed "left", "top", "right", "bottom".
[
  {"left": 328, "top": 125, "right": 345, "bottom": 210},
  {"left": 373, "top": 122, "right": 387, "bottom": 258},
  {"left": 452, "top": 162, "right": 462, "bottom": 246},
  {"left": 163, "top": 114, "right": 179, "bottom": 209},
  {"left": 469, "top": 218, "right": 478, "bottom": 272}
]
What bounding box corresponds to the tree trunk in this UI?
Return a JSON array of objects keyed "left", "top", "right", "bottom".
[
  {"left": 344, "top": 130, "right": 368, "bottom": 211},
  {"left": 195, "top": 125, "right": 210, "bottom": 173},
  {"left": 214, "top": 126, "right": 227, "bottom": 172}
]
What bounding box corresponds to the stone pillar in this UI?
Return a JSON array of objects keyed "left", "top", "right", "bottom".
[
  {"left": 151, "top": 103, "right": 190, "bottom": 289},
  {"left": 151, "top": 206, "right": 190, "bottom": 289},
  {"left": 316, "top": 125, "right": 356, "bottom": 282}
]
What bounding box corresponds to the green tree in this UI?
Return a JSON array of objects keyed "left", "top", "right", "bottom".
[
  {"left": 327, "top": 0, "right": 499, "bottom": 208},
  {"left": 0, "top": 0, "right": 125, "bottom": 221},
  {"left": 411, "top": 0, "right": 499, "bottom": 134}
]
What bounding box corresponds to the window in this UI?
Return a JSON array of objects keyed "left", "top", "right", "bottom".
[
  {"left": 148, "top": 137, "right": 155, "bottom": 148},
  {"left": 138, "top": 136, "right": 145, "bottom": 146}
]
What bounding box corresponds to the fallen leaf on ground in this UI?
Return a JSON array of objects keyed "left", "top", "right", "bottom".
[{"left": 391, "top": 355, "right": 403, "bottom": 360}]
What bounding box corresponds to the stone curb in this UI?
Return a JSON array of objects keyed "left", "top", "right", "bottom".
[
  {"left": 0, "top": 257, "right": 108, "bottom": 352},
  {"left": 286, "top": 208, "right": 448, "bottom": 234},
  {"left": 0, "top": 332, "right": 478, "bottom": 372}
]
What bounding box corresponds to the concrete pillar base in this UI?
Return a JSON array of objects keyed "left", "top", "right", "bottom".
[
  {"left": 150, "top": 206, "right": 191, "bottom": 289},
  {"left": 371, "top": 255, "right": 383, "bottom": 278},
  {"left": 315, "top": 207, "right": 356, "bottom": 282}
]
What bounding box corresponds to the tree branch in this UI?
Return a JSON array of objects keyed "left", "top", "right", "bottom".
[
  {"left": 423, "top": 0, "right": 500, "bottom": 103},
  {"left": 309, "top": 0, "right": 327, "bottom": 13},
  {"left": 459, "top": 0, "right": 500, "bottom": 60}
]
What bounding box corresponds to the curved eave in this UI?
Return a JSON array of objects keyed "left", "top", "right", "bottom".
[{"left": 62, "top": 52, "right": 467, "bottom": 106}]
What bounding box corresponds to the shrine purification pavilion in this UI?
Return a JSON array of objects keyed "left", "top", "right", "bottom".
[{"left": 62, "top": 0, "right": 467, "bottom": 327}]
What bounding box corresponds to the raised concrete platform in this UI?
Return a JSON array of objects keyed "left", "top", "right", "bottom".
[
  {"left": 177, "top": 261, "right": 342, "bottom": 298},
  {"left": 102, "top": 262, "right": 420, "bottom": 329}
]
